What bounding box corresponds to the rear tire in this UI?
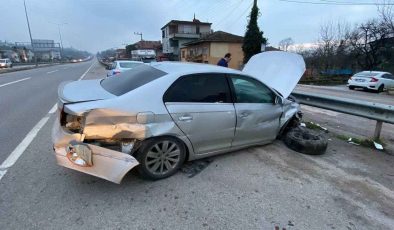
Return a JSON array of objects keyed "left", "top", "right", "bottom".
[
  {"left": 284, "top": 127, "right": 327, "bottom": 155},
  {"left": 348, "top": 86, "right": 355, "bottom": 90},
  {"left": 135, "top": 137, "right": 186, "bottom": 180},
  {"left": 378, "top": 84, "right": 384, "bottom": 93}
]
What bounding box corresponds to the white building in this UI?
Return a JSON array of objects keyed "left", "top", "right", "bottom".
[{"left": 161, "top": 18, "right": 211, "bottom": 60}]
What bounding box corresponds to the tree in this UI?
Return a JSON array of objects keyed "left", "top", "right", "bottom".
[
  {"left": 377, "top": 0, "right": 394, "bottom": 34},
  {"left": 349, "top": 19, "right": 391, "bottom": 70},
  {"left": 125, "top": 44, "right": 136, "bottom": 58},
  {"left": 278, "top": 37, "right": 294, "bottom": 51},
  {"left": 242, "top": 0, "right": 267, "bottom": 64}
]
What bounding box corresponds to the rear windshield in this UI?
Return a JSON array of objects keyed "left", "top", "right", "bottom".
[
  {"left": 101, "top": 64, "right": 167, "bottom": 96},
  {"left": 119, "top": 62, "right": 142, "bottom": 68},
  {"left": 354, "top": 72, "right": 377, "bottom": 78}
]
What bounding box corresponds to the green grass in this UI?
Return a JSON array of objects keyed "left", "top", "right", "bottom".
[
  {"left": 334, "top": 134, "right": 385, "bottom": 149},
  {"left": 304, "top": 121, "right": 328, "bottom": 132}
]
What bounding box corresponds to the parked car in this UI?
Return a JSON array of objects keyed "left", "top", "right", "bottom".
[
  {"left": 52, "top": 51, "right": 306, "bottom": 183},
  {"left": 106, "top": 60, "right": 144, "bottom": 77},
  {"left": 348, "top": 71, "right": 394, "bottom": 92},
  {"left": 0, "top": 58, "right": 13, "bottom": 68}
]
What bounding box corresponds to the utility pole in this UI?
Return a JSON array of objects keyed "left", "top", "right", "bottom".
[
  {"left": 134, "top": 32, "right": 143, "bottom": 41},
  {"left": 24, "top": 0, "right": 37, "bottom": 66},
  {"left": 51, "top": 22, "right": 67, "bottom": 62}
]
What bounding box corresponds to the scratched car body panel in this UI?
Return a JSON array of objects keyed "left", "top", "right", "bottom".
[{"left": 52, "top": 51, "right": 306, "bottom": 183}]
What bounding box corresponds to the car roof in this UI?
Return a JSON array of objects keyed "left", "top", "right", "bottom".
[{"left": 150, "top": 61, "right": 243, "bottom": 75}]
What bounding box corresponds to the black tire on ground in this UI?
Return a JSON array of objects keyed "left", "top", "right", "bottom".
[
  {"left": 348, "top": 86, "right": 355, "bottom": 90},
  {"left": 283, "top": 127, "right": 327, "bottom": 155},
  {"left": 378, "top": 85, "right": 384, "bottom": 93},
  {"left": 135, "top": 136, "right": 186, "bottom": 180}
]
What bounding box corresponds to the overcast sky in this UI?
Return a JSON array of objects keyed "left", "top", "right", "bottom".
[{"left": 0, "top": 0, "right": 383, "bottom": 53}]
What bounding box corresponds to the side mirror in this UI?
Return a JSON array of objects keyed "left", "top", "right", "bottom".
[{"left": 275, "top": 96, "right": 284, "bottom": 105}]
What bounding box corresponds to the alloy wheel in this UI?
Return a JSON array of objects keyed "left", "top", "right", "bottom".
[{"left": 145, "top": 140, "right": 181, "bottom": 175}]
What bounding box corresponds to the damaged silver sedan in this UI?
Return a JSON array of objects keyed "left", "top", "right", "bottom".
[{"left": 52, "top": 51, "right": 306, "bottom": 183}]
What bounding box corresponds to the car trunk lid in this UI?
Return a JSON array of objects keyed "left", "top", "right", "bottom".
[
  {"left": 242, "top": 51, "right": 306, "bottom": 98},
  {"left": 59, "top": 79, "right": 116, "bottom": 104}
]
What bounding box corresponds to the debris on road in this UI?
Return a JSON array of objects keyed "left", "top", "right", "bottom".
[
  {"left": 304, "top": 121, "right": 329, "bottom": 132},
  {"left": 374, "top": 142, "right": 384, "bottom": 150}
]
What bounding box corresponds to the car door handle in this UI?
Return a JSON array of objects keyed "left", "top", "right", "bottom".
[
  {"left": 240, "top": 112, "right": 250, "bottom": 118},
  {"left": 178, "top": 115, "right": 193, "bottom": 121}
]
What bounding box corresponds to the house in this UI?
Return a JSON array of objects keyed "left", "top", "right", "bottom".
[
  {"left": 180, "top": 31, "right": 244, "bottom": 69},
  {"left": 16, "top": 48, "right": 34, "bottom": 62},
  {"left": 115, "top": 48, "right": 127, "bottom": 59},
  {"left": 161, "top": 17, "right": 212, "bottom": 60}
]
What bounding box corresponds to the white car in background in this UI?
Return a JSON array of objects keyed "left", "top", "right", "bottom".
[
  {"left": 0, "top": 58, "right": 13, "bottom": 68},
  {"left": 348, "top": 71, "right": 394, "bottom": 92},
  {"left": 107, "top": 60, "right": 144, "bottom": 77}
]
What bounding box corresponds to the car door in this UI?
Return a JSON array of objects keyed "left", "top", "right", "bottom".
[
  {"left": 164, "top": 73, "right": 236, "bottom": 155},
  {"left": 229, "top": 75, "right": 282, "bottom": 147},
  {"left": 383, "top": 74, "right": 394, "bottom": 87}
]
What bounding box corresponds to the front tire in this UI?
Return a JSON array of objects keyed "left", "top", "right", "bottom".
[
  {"left": 135, "top": 137, "right": 186, "bottom": 180},
  {"left": 348, "top": 86, "right": 355, "bottom": 90},
  {"left": 284, "top": 127, "right": 327, "bottom": 155}
]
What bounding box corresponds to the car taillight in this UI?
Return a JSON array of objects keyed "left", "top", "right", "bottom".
[
  {"left": 61, "top": 111, "right": 84, "bottom": 133},
  {"left": 370, "top": 77, "right": 378, "bottom": 82},
  {"left": 113, "top": 70, "right": 121, "bottom": 75},
  {"left": 349, "top": 77, "right": 353, "bottom": 80}
]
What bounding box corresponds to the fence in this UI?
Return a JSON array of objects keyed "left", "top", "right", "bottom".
[{"left": 291, "top": 91, "right": 394, "bottom": 139}]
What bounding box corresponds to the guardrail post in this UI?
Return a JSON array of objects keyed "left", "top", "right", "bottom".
[{"left": 374, "top": 121, "right": 383, "bottom": 140}]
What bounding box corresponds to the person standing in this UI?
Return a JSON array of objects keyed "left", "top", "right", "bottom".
[{"left": 217, "top": 53, "right": 231, "bottom": 67}]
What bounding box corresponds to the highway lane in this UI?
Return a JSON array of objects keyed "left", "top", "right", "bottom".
[
  {"left": 295, "top": 84, "right": 394, "bottom": 105},
  {"left": 0, "top": 61, "right": 96, "bottom": 163},
  {"left": 0, "top": 64, "right": 393, "bottom": 229}
]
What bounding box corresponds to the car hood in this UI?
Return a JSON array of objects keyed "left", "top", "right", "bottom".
[
  {"left": 59, "top": 79, "right": 116, "bottom": 103},
  {"left": 242, "top": 51, "right": 306, "bottom": 98}
]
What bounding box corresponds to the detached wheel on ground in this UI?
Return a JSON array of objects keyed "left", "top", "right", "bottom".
[
  {"left": 135, "top": 137, "right": 186, "bottom": 180},
  {"left": 283, "top": 127, "right": 327, "bottom": 155}
]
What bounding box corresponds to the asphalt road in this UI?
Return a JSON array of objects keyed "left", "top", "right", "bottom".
[
  {"left": 0, "top": 61, "right": 96, "bottom": 163},
  {"left": 0, "top": 64, "right": 393, "bottom": 229},
  {"left": 295, "top": 84, "right": 394, "bottom": 105}
]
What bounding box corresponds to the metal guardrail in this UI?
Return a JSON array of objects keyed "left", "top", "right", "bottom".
[{"left": 291, "top": 91, "right": 394, "bottom": 139}]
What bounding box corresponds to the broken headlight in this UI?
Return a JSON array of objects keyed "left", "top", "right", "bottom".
[{"left": 66, "top": 144, "right": 93, "bottom": 167}]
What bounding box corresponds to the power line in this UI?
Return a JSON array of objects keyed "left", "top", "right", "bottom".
[{"left": 278, "top": 0, "right": 394, "bottom": 5}]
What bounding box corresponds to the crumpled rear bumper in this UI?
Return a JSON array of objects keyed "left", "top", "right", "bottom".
[{"left": 52, "top": 118, "right": 139, "bottom": 184}]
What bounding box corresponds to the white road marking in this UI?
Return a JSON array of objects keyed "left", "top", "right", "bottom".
[
  {"left": 0, "top": 116, "right": 50, "bottom": 176},
  {"left": 0, "top": 61, "right": 96, "bottom": 181},
  {"left": 48, "top": 104, "right": 58, "bottom": 114},
  {"left": 47, "top": 70, "right": 58, "bottom": 74},
  {"left": 0, "top": 77, "right": 31, "bottom": 88},
  {"left": 78, "top": 61, "right": 96, "bottom": 80}
]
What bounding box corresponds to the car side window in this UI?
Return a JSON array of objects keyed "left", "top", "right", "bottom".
[
  {"left": 163, "top": 74, "right": 231, "bottom": 103},
  {"left": 230, "top": 75, "right": 275, "bottom": 103}
]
